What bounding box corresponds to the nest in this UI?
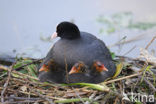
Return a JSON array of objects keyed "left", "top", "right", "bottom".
[{"left": 0, "top": 37, "right": 156, "bottom": 104}]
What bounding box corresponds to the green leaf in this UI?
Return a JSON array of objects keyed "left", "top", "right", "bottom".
[
  {"left": 140, "top": 65, "right": 151, "bottom": 83},
  {"left": 26, "top": 64, "right": 37, "bottom": 78},
  {"left": 55, "top": 98, "right": 91, "bottom": 103},
  {"left": 13, "top": 60, "right": 33, "bottom": 69},
  {"left": 110, "top": 52, "right": 116, "bottom": 59},
  {"left": 112, "top": 62, "right": 123, "bottom": 78},
  {"left": 13, "top": 59, "right": 38, "bottom": 77},
  {"left": 0, "top": 70, "right": 7, "bottom": 79},
  {"left": 62, "top": 83, "right": 110, "bottom": 92}
]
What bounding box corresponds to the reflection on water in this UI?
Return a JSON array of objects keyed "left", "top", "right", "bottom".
[{"left": 0, "top": 0, "right": 156, "bottom": 59}]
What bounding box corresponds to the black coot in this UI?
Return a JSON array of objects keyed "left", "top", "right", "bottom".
[
  {"left": 67, "top": 61, "right": 91, "bottom": 83},
  {"left": 38, "top": 60, "right": 66, "bottom": 83},
  {"left": 90, "top": 61, "right": 112, "bottom": 83},
  {"left": 39, "top": 21, "right": 116, "bottom": 83}
]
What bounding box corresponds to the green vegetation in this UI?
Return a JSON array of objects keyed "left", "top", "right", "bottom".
[{"left": 97, "top": 12, "right": 156, "bottom": 35}]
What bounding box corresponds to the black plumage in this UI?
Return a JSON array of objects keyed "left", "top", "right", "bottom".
[{"left": 38, "top": 21, "right": 116, "bottom": 83}]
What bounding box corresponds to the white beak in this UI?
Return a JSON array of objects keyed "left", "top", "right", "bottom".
[{"left": 51, "top": 32, "right": 58, "bottom": 40}]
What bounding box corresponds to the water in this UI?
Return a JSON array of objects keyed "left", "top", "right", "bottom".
[{"left": 0, "top": 0, "right": 156, "bottom": 59}]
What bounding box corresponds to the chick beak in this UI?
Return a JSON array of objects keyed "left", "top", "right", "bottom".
[
  {"left": 39, "top": 65, "right": 49, "bottom": 72},
  {"left": 51, "top": 32, "right": 58, "bottom": 40},
  {"left": 102, "top": 65, "right": 108, "bottom": 71},
  {"left": 69, "top": 66, "right": 77, "bottom": 75}
]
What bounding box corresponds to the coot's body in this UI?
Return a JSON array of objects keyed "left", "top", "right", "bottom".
[
  {"left": 38, "top": 70, "right": 65, "bottom": 83},
  {"left": 45, "top": 32, "right": 114, "bottom": 71},
  {"left": 66, "top": 73, "right": 91, "bottom": 83}
]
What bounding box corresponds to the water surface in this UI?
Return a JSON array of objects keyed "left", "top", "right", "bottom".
[{"left": 0, "top": 0, "right": 156, "bottom": 59}]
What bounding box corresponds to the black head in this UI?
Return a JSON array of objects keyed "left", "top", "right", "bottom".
[{"left": 56, "top": 21, "right": 80, "bottom": 39}]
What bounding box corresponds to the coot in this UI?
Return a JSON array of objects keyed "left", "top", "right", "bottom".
[
  {"left": 39, "top": 21, "right": 116, "bottom": 83},
  {"left": 66, "top": 61, "right": 91, "bottom": 83},
  {"left": 90, "top": 61, "right": 111, "bottom": 83},
  {"left": 38, "top": 60, "right": 66, "bottom": 83}
]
